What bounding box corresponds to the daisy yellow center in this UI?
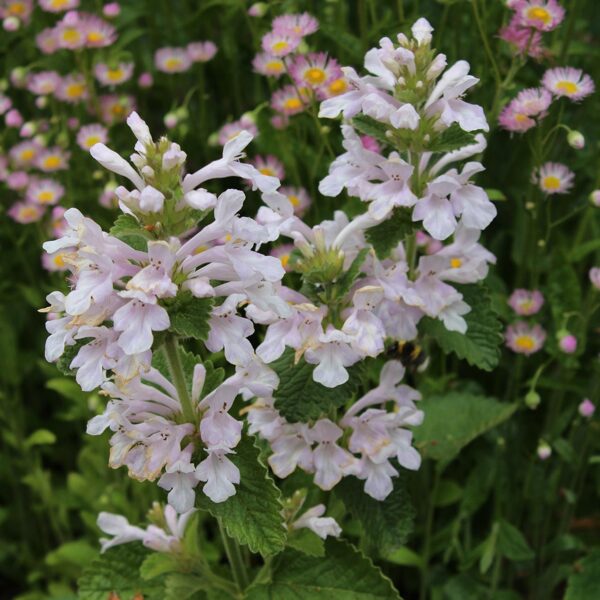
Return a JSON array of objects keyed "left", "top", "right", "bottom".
[
  {"left": 20, "top": 149, "right": 35, "bottom": 161},
  {"left": 515, "top": 113, "right": 529, "bottom": 123},
  {"left": 280, "top": 254, "right": 290, "bottom": 269},
  {"left": 519, "top": 299, "right": 534, "bottom": 311},
  {"left": 224, "top": 233, "right": 232, "bottom": 242},
  {"left": 288, "top": 194, "right": 300, "bottom": 207},
  {"left": 556, "top": 80, "right": 578, "bottom": 95},
  {"left": 62, "top": 28, "right": 81, "bottom": 43},
  {"left": 526, "top": 6, "right": 551, "bottom": 24},
  {"left": 51, "top": 0, "right": 68, "bottom": 7},
  {"left": 111, "top": 104, "right": 125, "bottom": 116},
  {"left": 266, "top": 61, "right": 284, "bottom": 73},
  {"left": 21, "top": 207, "right": 38, "bottom": 220},
  {"left": 9, "top": 2, "right": 25, "bottom": 16},
  {"left": 43, "top": 156, "right": 61, "bottom": 169},
  {"left": 66, "top": 83, "right": 85, "bottom": 98},
  {"left": 84, "top": 135, "right": 101, "bottom": 148},
  {"left": 450, "top": 257, "right": 462, "bottom": 269},
  {"left": 272, "top": 41, "right": 289, "bottom": 53},
  {"left": 329, "top": 78, "right": 347, "bottom": 95},
  {"left": 38, "top": 191, "right": 55, "bottom": 203},
  {"left": 87, "top": 31, "right": 105, "bottom": 43},
  {"left": 305, "top": 67, "right": 327, "bottom": 85},
  {"left": 53, "top": 254, "right": 66, "bottom": 268},
  {"left": 165, "top": 58, "right": 183, "bottom": 70},
  {"left": 515, "top": 335, "right": 535, "bottom": 351},
  {"left": 542, "top": 175, "right": 561, "bottom": 190},
  {"left": 259, "top": 167, "right": 275, "bottom": 177},
  {"left": 283, "top": 97, "right": 302, "bottom": 111},
  {"left": 107, "top": 68, "right": 124, "bottom": 81}
]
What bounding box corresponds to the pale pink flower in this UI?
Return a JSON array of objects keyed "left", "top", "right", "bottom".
[
  {"left": 270, "top": 243, "right": 295, "bottom": 272},
  {"left": 261, "top": 31, "right": 300, "bottom": 57},
  {"left": 9, "top": 140, "right": 40, "bottom": 168},
  {"left": 26, "top": 178, "right": 65, "bottom": 206},
  {"left": 514, "top": 0, "right": 565, "bottom": 32},
  {"left": 533, "top": 162, "right": 574, "bottom": 195},
  {"left": 217, "top": 116, "right": 258, "bottom": 146},
  {"left": 271, "top": 85, "right": 307, "bottom": 115},
  {"left": 505, "top": 321, "right": 546, "bottom": 355},
  {"left": 36, "top": 27, "right": 59, "bottom": 54},
  {"left": 155, "top": 47, "right": 192, "bottom": 73},
  {"left": 543, "top": 67, "right": 595, "bottom": 101},
  {"left": 251, "top": 155, "right": 285, "bottom": 180},
  {"left": 43, "top": 250, "right": 70, "bottom": 272},
  {"left": 508, "top": 289, "right": 544, "bottom": 315},
  {"left": 94, "top": 62, "right": 134, "bottom": 86},
  {"left": 0, "top": 0, "right": 33, "bottom": 23},
  {"left": 186, "top": 41, "right": 217, "bottom": 62},
  {"left": 82, "top": 13, "right": 116, "bottom": 47},
  {"left": 99, "top": 94, "right": 136, "bottom": 124},
  {"left": 55, "top": 73, "right": 88, "bottom": 103},
  {"left": 5, "top": 108, "right": 23, "bottom": 127},
  {"left": 272, "top": 12, "right": 318, "bottom": 37},
  {"left": 102, "top": 2, "right": 120, "bottom": 17},
  {"left": 252, "top": 53, "right": 286, "bottom": 78},
  {"left": 36, "top": 147, "right": 70, "bottom": 172},
  {"left": 515, "top": 87, "right": 553, "bottom": 116},
  {"left": 27, "top": 71, "right": 61, "bottom": 96},
  {"left": 50, "top": 206, "right": 68, "bottom": 237},
  {"left": 6, "top": 171, "right": 29, "bottom": 190},
  {"left": 8, "top": 201, "right": 45, "bottom": 224},
  {"left": 39, "top": 0, "right": 79, "bottom": 12},
  {"left": 280, "top": 186, "right": 311, "bottom": 217},
  {"left": 558, "top": 333, "right": 577, "bottom": 354},
  {"left": 579, "top": 399, "right": 595, "bottom": 418},
  {"left": 590, "top": 267, "right": 600, "bottom": 290},
  {"left": 291, "top": 504, "right": 341, "bottom": 539},
  {"left": 499, "top": 16, "right": 545, "bottom": 58},
  {"left": 289, "top": 53, "right": 341, "bottom": 90},
  {"left": 77, "top": 123, "right": 108, "bottom": 150},
  {"left": 138, "top": 72, "right": 153, "bottom": 88}
]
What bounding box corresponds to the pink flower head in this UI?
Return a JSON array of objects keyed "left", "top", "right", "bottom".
[
  {"left": 187, "top": 41, "right": 217, "bottom": 62},
  {"left": 8, "top": 201, "right": 45, "bottom": 224},
  {"left": 4, "top": 16, "right": 20, "bottom": 30},
  {"left": 55, "top": 73, "right": 88, "bottom": 103},
  {"left": 26, "top": 178, "right": 65, "bottom": 205},
  {"left": 0, "top": 92, "right": 12, "bottom": 115},
  {"left": 499, "top": 15, "right": 545, "bottom": 59},
  {"left": 82, "top": 13, "right": 116, "bottom": 47},
  {"left": 272, "top": 12, "right": 319, "bottom": 37},
  {"left": 508, "top": 289, "right": 544, "bottom": 316},
  {"left": 579, "top": 399, "right": 596, "bottom": 418},
  {"left": 77, "top": 123, "right": 108, "bottom": 150},
  {"left": 138, "top": 72, "right": 153, "bottom": 88},
  {"left": 251, "top": 155, "right": 285, "bottom": 180},
  {"left": 36, "top": 27, "right": 59, "bottom": 54},
  {"left": 558, "top": 333, "right": 577, "bottom": 354},
  {"left": 270, "top": 114, "right": 289, "bottom": 129},
  {"left": 590, "top": 267, "right": 600, "bottom": 290},
  {"left": 537, "top": 441, "right": 551, "bottom": 460},
  {"left": 252, "top": 53, "right": 286, "bottom": 78},
  {"left": 280, "top": 186, "right": 311, "bottom": 217},
  {"left": 542, "top": 67, "right": 595, "bottom": 101},
  {"left": 498, "top": 100, "right": 536, "bottom": 132},
  {"left": 42, "top": 249, "right": 70, "bottom": 272},
  {"left": 5, "top": 108, "right": 23, "bottom": 128},
  {"left": 94, "top": 62, "right": 134, "bottom": 87},
  {"left": 533, "top": 162, "right": 574, "bottom": 195},
  {"left": 515, "top": 87, "right": 553, "bottom": 116},
  {"left": 590, "top": 190, "right": 600, "bottom": 207},
  {"left": 217, "top": 116, "right": 258, "bottom": 146},
  {"left": 50, "top": 205, "right": 68, "bottom": 237},
  {"left": 514, "top": 0, "right": 565, "bottom": 32},
  {"left": 0, "top": 0, "right": 33, "bottom": 23},
  {"left": 6, "top": 170, "right": 29, "bottom": 190},
  {"left": 102, "top": 2, "right": 120, "bottom": 17},
  {"left": 9, "top": 140, "right": 40, "bottom": 168},
  {"left": 271, "top": 84, "right": 307, "bottom": 115},
  {"left": 39, "top": 0, "right": 79, "bottom": 13},
  {"left": 505, "top": 321, "right": 546, "bottom": 355},
  {"left": 27, "top": 71, "right": 62, "bottom": 96},
  {"left": 155, "top": 47, "right": 192, "bottom": 73},
  {"left": 289, "top": 52, "right": 342, "bottom": 92},
  {"left": 261, "top": 31, "right": 300, "bottom": 57},
  {"left": 55, "top": 12, "right": 87, "bottom": 49},
  {"left": 360, "top": 135, "right": 381, "bottom": 154},
  {"left": 36, "top": 147, "right": 70, "bottom": 172},
  {"left": 99, "top": 94, "right": 136, "bottom": 125},
  {"left": 270, "top": 243, "right": 295, "bottom": 272}
]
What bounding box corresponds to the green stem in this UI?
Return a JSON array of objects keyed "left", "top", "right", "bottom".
[
  {"left": 219, "top": 520, "right": 250, "bottom": 592},
  {"left": 163, "top": 335, "right": 197, "bottom": 425},
  {"left": 419, "top": 467, "right": 441, "bottom": 600}
]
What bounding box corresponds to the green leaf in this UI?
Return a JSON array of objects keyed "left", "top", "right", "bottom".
[
  {"left": 485, "top": 188, "right": 507, "bottom": 201},
  {"left": 365, "top": 209, "right": 414, "bottom": 258},
  {"left": 271, "top": 348, "right": 364, "bottom": 422},
  {"left": 426, "top": 123, "right": 480, "bottom": 153},
  {"left": 25, "top": 429, "right": 56, "bottom": 447},
  {"left": 55, "top": 340, "right": 86, "bottom": 376},
  {"left": 78, "top": 545, "right": 164, "bottom": 600},
  {"left": 336, "top": 248, "right": 369, "bottom": 298},
  {"left": 197, "top": 434, "right": 286, "bottom": 557},
  {"left": 413, "top": 392, "right": 517, "bottom": 462},
  {"left": 246, "top": 539, "right": 401, "bottom": 599},
  {"left": 459, "top": 454, "right": 496, "bottom": 517},
  {"left": 497, "top": 520, "right": 534, "bottom": 562},
  {"left": 168, "top": 292, "right": 214, "bottom": 341},
  {"left": 479, "top": 523, "right": 499, "bottom": 575},
  {"left": 383, "top": 546, "right": 423, "bottom": 568},
  {"left": 140, "top": 553, "right": 180, "bottom": 580},
  {"left": 109, "top": 214, "right": 151, "bottom": 252},
  {"left": 164, "top": 573, "right": 209, "bottom": 600},
  {"left": 351, "top": 115, "right": 390, "bottom": 146},
  {"left": 336, "top": 476, "right": 414, "bottom": 554},
  {"left": 420, "top": 284, "right": 503, "bottom": 371},
  {"left": 286, "top": 528, "right": 325, "bottom": 557},
  {"left": 434, "top": 479, "right": 463, "bottom": 507},
  {"left": 546, "top": 262, "right": 581, "bottom": 321},
  {"left": 565, "top": 549, "right": 600, "bottom": 600}
]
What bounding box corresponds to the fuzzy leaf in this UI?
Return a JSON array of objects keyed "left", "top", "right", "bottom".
[
  {"left": 336, "top": 248, "right": 369, "bottom": 298},
  {"left": 336, "top": 475, "right": 415, "bottom": 554},
  {"left": 546, "top": 262, "right": 581, "bottom": 321},
  {"left": 565, "top": 549, "right": 600, "bottom": 600},
  {"left": 245, "top": 539, "right": 401, "bottom": 599},
  {"left": 497, "top": 520, "right": 534, "bottom": 561},
  {"left": 168, "top": 292, "right": 214, "bottom": 341},
  {"left": 78, "top": 545, "right": 164, "bottom": 600},
  {"left": 420, "top": 284, "right": 503, "bottom": 371},
  {"left": 271, "top": 348, "right": 365, "bottom": 422},
  {"left": 351, "top": 115, "right": 391, "bottom": 146},
  {"left": 197, "top": 434, "right": 286, "bottom": 557},
  {"left": 365, "top": 208, "right": 414, "bottom": 258},
  {"left": 55, "top": 340, "right": 86, "bottom": 376},
  {"left": 426, "top": 124, "right": 480, "bottom": 153},
  {"left": 109, "top": 214, "right": 151, "bottom": 252},
  {"left": 414, "top": 392, "right": 517, "bottom": 462}
]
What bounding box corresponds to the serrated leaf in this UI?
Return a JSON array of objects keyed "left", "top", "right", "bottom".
[
  {"left": 197, "top": 435, "right": 286, "bottom": 557},
  {"left": 55, "top": 340, "right": 86, "bottom": 376},
  {"left": 336, "top": 475, "right": 414, "bottom": 554},
  {"left": 286, "top": 528, "right": 325, "bottom": 557},
  {"left": 78, "top": 545, "right": 164, "bottom": 600},
  {"left": 164, "top": 573, "right": 209, "bottom": 600},
  {"left": 336, "top": 248, "right": 369, "bottom": 298},
  {"left": 565, "top": 549, "right": 600, "bottom": 600},
  {"left": 384, "top": 546, "right": 423, "bottom": 568},
  {"left": 351, "top": 115, "right": 391, "bottom": 146},
  {"left": 109, "top": 214, "right": 151, "bottom": 252},
  {"left": 168, "top": 292, "right": 214, "bottom": 341},
  {"left": 140, "top": 553, "right": 180, "bottom": 580},
  {"left": 426, "top": 124, "right": 480, "bottom": 153},
  {"left": 365, "top": 208, "right": 414, "bottom": 258},
  {"left": 420, "top": 284, "right": 503, "bottom": 371},
  {"left": 497, "top": 520, "right": 534, "bottom": 562},
  {"left": 245, "top": 539, "right": 401, "bottom": 599},
  {"left": 271, "top": 348, "right": 364, "bottom": 422},
  {"left": 414, "top": 392, "right": 517, "bottom": 462}
]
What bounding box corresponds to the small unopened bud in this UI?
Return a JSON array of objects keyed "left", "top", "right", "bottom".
[
  {"left": 558, "top": 331, "right": 577, "bottom": 354},
  {"left": 5, "top": 108, "right": 23, "bottom": 128},
  {"left": 248, "top": 2, "right": 267, "bottom": 17},
  {"left": 537, "top": 239, "right": 546, "bottom": 248},
  {"left": 138, "top": 72, "right": 153, "bottom": 88},
  {"left": 525, "top": 390, "right": 541, "bottom": 409},
  {"left": 35, "top": 96, "right": 49, "bottom": 109},
  {"left": 92, "top": 170, "right": 104, "bottom": 180},
  {"left": 567, "top": 130, "right": 585, "bottom": 149},
  {"left": 589, "top": 190, "right": 600, "bottom": 207},
  {"left": 19, "top": 122, "right": 36, "bottom": 137},
  {"left": 164, "top": 112, "right": 178, "bottom": 129},
  {"left": 578, "top": 398, "right": 595, "bottom": 418},
  {"left": 10, "top": 67, "right": 27, "bottom": 88},
  {"left": 103, "top": 2, "right": 121, "bottom": 17},
  {"left": 537, "top": 441, "right": 552, "bottom": 460},
  {"left": 3, "top": 16, "right": 20, "bottom": 31},
  {"left": 525, "top": 201, "right": 535, "bottom": 210}
]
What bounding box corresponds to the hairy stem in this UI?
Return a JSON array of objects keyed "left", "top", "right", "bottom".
[
  {"left": 219, "top": 519, "right": 250, "bottom": 592},
  {"left": 164, "top": 334, "right": 197, "bottom": 425}
]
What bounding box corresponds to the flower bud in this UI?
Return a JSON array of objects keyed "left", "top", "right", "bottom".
[
  {"left": 578, "top": 398, "right": 595, "bottom": 418},
  {"left": 103, "top": 2, "right": 121, "bottom": 17},
  {"left": 35, "top": 96, "right": 49, "bottom": 109},
  {"left": 138, "top": 72, "right": 153, "bottom": 88},
  {"left": 164, "top": 112, "right": 178, "bottom": 129},
  {"left": 3, "top": 16, "right": 20, "bottom": 31},
  {"left": 5, "top": 108, "right": 23, "bottom": 127},
  {"left": 537, "top": 441, "right": 552, "bottom": 460},
  {"left": 589, "top": 190, "right": 600, "bottom": 207},
  {"left": 557, "top": 331, "right": 577, "bottom": 354},
  {"left": 19, "top": 122, "right": 36, "bottom": 138},
  {"left": 248, "top": 2, "right": 267, "bottom": 17},
  {"left": 567, "top": 130, "right": 585, "bottom": 149},
  {"left": 10, "top": 67, "right": 28, "bottom": 88},
  {"left": 525, "top": 390, "right": 541, "bottom": 409}
]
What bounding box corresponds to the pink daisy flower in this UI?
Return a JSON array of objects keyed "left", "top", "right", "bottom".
[
  {"left": 36, "top": 27, "right": 59, "bottom": 54},
  {"left": 0, "top": 0, "right": 33, "bottom": 23},
  {"left": 155, "top": 47, "right": 193, "bottom": 73},
  {"left": 217, "top": 116, "right": 258, "bottom": 146},
  {"left": 39, "top": 0, "right": 79, "bottom": 13},
  {"left": 508, "top": 289, "right": 544, "bottom": 316},
  {"left": 590, "top": 267, "right": 600, "bottom": 290},
  {"left": 251, "top": 155, "right": 285, "bottom": 180},
  {"left": 50, "top": 205, "right": 68, "bottom": 237},
  {"left": 514, "top": 0, "right": 565, "bottom": 32},
  {"left": 8, "top": 201, "right": 45, "bottom": 224},
  {"left": 289, "top": 53, "right": 341, "bottom": 90},
  {"left": 252, "top": 53, "right": 286, "bottom": 78},
  {"left": 360, "top": 135, "right": 382, "bottom": 154},
  {"left": 36, "top": 147, "right": 70, "bottom": 172},
  {"left": 187, "top": 41, "right": 217, "bottom": 62},
  {"left": 533, "top": 162, "right": 574, "bottom": 195},
  {"left": 99, "top": 94, "right": 136, "bottom": 125},
  {"left": 272, "top": 12, "right": 319, "bottom": 37},
  {"left": 55, "top": 73, "right": 88, "bottom": 103},
  {"left": 270, "top": 243, "right": 296, "bottom": 273},
  {"left": 271, "top": 85, "right": 308, "bottom": 115},
  {"left": 505, "top": 322, "right": 546, "bottom": 355},
  {"left": 55, "top": 12, "right": 87, "bottom": 49},
  {"left": 82, "top": 13, "right": 116, "bottom": 47},
  {"left": 515, "top": 87, "right": 553, "bottom": 116},
  {"left": 76, "top": 123, "right": 108, "bottom": 150},
  {"left": 280, "top": 186, "right": 311, "bottom": 217},
  {"left": 6, "top": 171, "right": 29, "bottom": 190},
  {"left": 261, "top": 31, "right": 300, "bottom": 57},
  {"left": 94, "top": 62, "right": 134, "bottom": 86},
  {"left": 26, "top": 178, "right": 65, "bottom": 206},
  {"left": 499, "top": 16, "right": 545, "bottom": 59},
  {"left": 42, "top": 250, "right": 71, "bottom": 272},
  {"left": 9, "top": 140, "right": 41, "bottom": 168},
  {"left": 498, "top": 101, "right": 536, "bottom": 133},
  {"left": 27, "top": 71, "right": 62, "bottom": 96},
  {"left": 319, "top": 74, "right": 350, "bottom": 100},
  {"left": 542, "top": 67, "right": 595, "bottom": 101}
]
